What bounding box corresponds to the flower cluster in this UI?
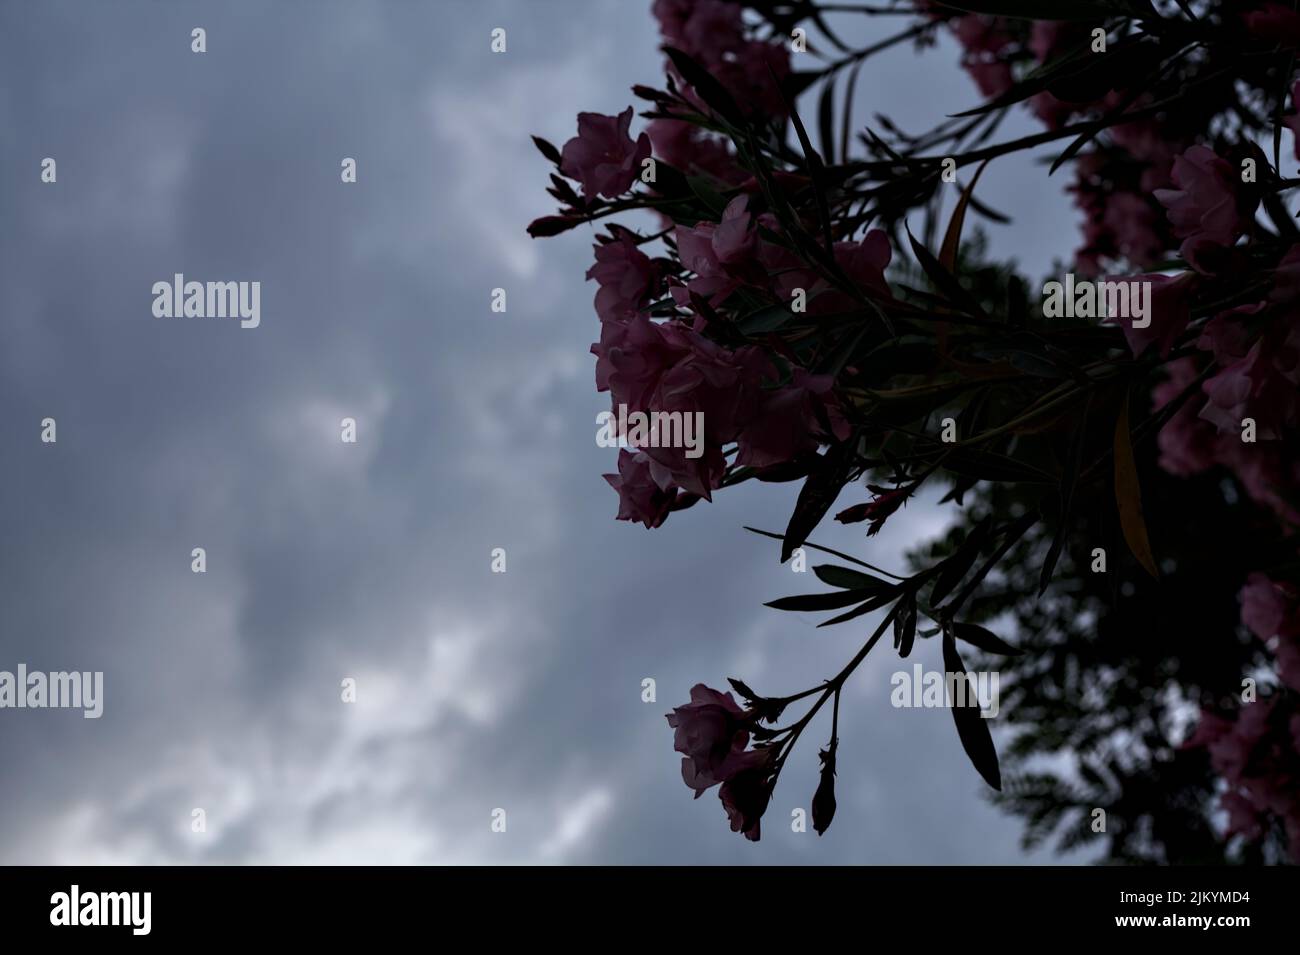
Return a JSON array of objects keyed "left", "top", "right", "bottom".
[
  {"left": 1183, "top": 574, "right": 1300, "bottom": 860},
  {"left": 583, "top": 194, "right": 863, "bottom": 515},
  {"left": 665, "top": 685, "right": 778, "bottom": 840},
  {"left": 942, "top": 2, "right": 1300, "bottom": 856},
  {"left": 533, "top": 0, "right": 1300, "bottom": 855}
]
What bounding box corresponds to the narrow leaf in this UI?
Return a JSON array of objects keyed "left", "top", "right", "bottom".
[
  {"left": 765, "top": 589, "right": 881, "bottom": 612},
  {"left": 942, "top": 628, "right": 1001, "bottom": 791},
  {"left": 780, "top": 444, "right": 851, "bottom": 562},
  {"left": 531, "top": 135, "right": 562, "bottom": 165},
  {"left": 905, "top": 224, "right": 989, "bottom": 320},
  {"left": 939, "top": 158, "right": 991, "bottom": 273},
  {"left": 930, "top": 516, "right": 993, "bottom": 608},
  {"left": 813, "top": 565, "right": 892, "bottom": 592},
  {"left": 953, "top": 622, "right": 1023, "bottom": 656},
  {"left": 737, "top": 303, "right": 797, "bottom": 334},
  {"left": 1113, "top": 395, "right": 1159, "bottom": 579},
  {"left": 665, "top": 47, "right": 743, "bottom": 124},
  {"left": 816, "top": 590, "right": 899, "bottom": 628},
  {"left": 894, "top": 593, "right": 918, "bottom": 658},
  {"left": 817, "top": 75, "right": 836, "bottom": 164},
  {"left": 1039, "top": 395, "right": 1089, "bottom": 594}
]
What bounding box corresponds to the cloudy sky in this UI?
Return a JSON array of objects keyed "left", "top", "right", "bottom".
[{"left": 0, "top": 0, "right": 1083, "bottom": 864}]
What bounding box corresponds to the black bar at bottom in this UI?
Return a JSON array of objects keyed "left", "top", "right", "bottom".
[{"left": 0, "top": 865, "right": 1293, "bottom": 940}]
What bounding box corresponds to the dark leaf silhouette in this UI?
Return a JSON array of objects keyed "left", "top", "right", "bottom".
[
  {"left": 953, "top": 621, "right": 1023, "bottom": 656},
  {"left": 942, "top": 628, "right": 1001, "bottom": 791}
]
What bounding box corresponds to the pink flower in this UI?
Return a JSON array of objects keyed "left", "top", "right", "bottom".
[
  {"left": 1197, "top": 303, "right": 1261, "bottom": 366},
  {"left": 1154, "top": 357, "right": 1219, "bottom": 476},
  {"left": 952, "top": 14, "right": 1011, "bottom": 57},
  {"left": 964, "top": 60, "right": 1014, "bottom": 99},
  {"left": 654, "top": 0, "right": 743, "bottom": 63},
  {"left": 1206, "top": 700, "right": 1272, "bottom": 785},
  {"left": 637, "top": 335, "right": 768, "bottom": 498},
  {"left": 735, "top": 369, "right": 851, "bottom": 469},
  {"left": 1183, "top": 709, "right": 1233, "bottom": 750},
  {"left": 671, "top": 196, "right": 754, "bottom": 308},
  {"left": 1244, "top": 3, "right": 1300, "bottom": 49},
  {"left": 1102, "top": 193, "right": 1164, "bottom": 267},
  {"left": 1031, "top": 91, "right": 1076, "bottom": 130},
  {"left": 951, "top": 15, "right": 1014, "bottom": 98},
  {"left": 1200, "top": 341, "right": 1267, "bottom": 433},
  {"left": 645, "top": 118, "right": 744, "bottom": 184},
  {"left": 1117, "top": 272, "right": 1196, "bottom": 358},
  {"left": 761, "top": 228, "right": 892, "bottom": 314},
  {"left": 560, "top": 107, "right": 652, "bottom": 199},
  {"left": 718, "top": 747, "right": 777, "bottom": 841},
  {"left": 1275, "top": 637, "right": 1300, "bottom": 694},
  {"left": 1030, "top": 21, "right": 1075, "bottom": 63},
  {"left": 710, "top": 195, "right": 756, "bottom": 265},
  {"left": 756, "top": 213, "right": 820, "bottom": 301},
  {"left": 1191, "top": 698, "right": 1300, "bottom": 859},
  {"left": 1199, "top": 328, "right": 1300, "bottom": 441},
  {"left": 667, "top": 35, "right": 792, "bottom": 120},
  {"left": 1154, "top": 146, "right": 1251, "bottom": 274},
  {"left": 1240, "top": 573, "right": 1299, "bottom": 642},
  {"left": 604, "top": 450, "right": 676, "bottom": 529},
  {"left": 1221, "top": 791, "right": 1265, "bottom": 842},
  {"left": 719, "top": 40, "right": 791, "bottom": 118},
  {"left": 834, "top": 229, "right": 893, "bottom": 300},
  {"left": 671, "top": 199, "right": 755, "bottom": 307},
  {"left": 587, "top": 231, "right": 660, "bottom": 323},
  {"left": 835, "top": 483, "right": 914, "bottom": 536},
  {"left": 666, "top": 684, "right": 753, "bottom": 796},
  {"left": 591, "top": 314, "right": 692, "bottom": 412}
]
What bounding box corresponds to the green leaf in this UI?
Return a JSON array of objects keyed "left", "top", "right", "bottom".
[
  {"left": 687, "top": 175, "right": 728, "bottom": 216},
  {"left": 737, "top": 303, "right": 797, "bottom": 334},
  {"left": 942, "top": 628, "right": 1002, "bottom": 791},
  {"left": 816, "top": 325, "right": 867, "bottom": 376}
]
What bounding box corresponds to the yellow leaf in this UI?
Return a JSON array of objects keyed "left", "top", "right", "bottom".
[{"left": 939, "top": 158, "right": 992, "bottom": 274}]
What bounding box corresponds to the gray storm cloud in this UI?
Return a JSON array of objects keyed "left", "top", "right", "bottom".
[{"left": 0, "top": 0, "right": 1075, "bottom": 864}]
